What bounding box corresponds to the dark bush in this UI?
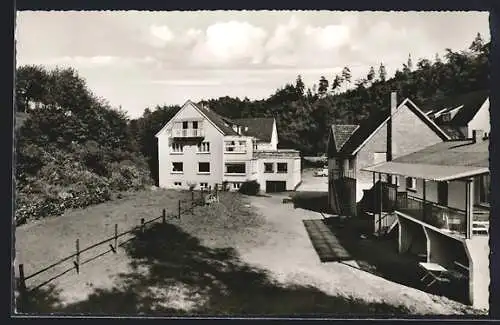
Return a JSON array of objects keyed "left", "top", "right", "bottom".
[
  {"left": 16, "top": 143, "right": 46, "bottom": 179},
  {"left": 239, "top": 180, "right": 260, "bottom": 196},
  {"left": 14, "top": 65, "right": 154, "bottom": 226}
]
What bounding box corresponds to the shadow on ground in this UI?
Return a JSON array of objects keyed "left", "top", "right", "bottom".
[
  {"left": 321, "top": 216, "right": 471, "bottom": 308},
  {"left": 291, "top": 191, "right": 331, "bottom": 215},
  {"left": 16, "top": 223, "right": 412, "bottom": 316}
]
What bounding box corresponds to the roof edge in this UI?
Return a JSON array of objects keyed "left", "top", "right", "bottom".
[{"left": 350, "top": 98, "right": 450, "bottom": 155}]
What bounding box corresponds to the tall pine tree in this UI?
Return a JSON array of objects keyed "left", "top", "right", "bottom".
[
  {"left": 378, "top": 63, "right": 387, "bottom": 82},
  {"left": 318, "top": 76, "right": 329, "bottom": 98}
]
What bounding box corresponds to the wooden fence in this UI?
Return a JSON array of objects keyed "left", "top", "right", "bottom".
[{"left": 16, "top": 188, "right": 217, "bottom": 310}]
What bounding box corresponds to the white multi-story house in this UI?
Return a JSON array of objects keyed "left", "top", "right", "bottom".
[{"left": 155, "top": 100, "right": 301, "bottom": 193}]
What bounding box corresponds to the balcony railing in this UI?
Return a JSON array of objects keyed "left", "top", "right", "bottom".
[
  {"left": 396, "top": 195, "right": 467, "bottom": 235},
  {"left": 172, "top": 129, "right": 205, "bottom": 138},
  {"left": 330, "top": 168, "right": 356, "bottom": 180}
]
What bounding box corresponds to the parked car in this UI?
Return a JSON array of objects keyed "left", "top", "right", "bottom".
[{"left": 314, "top": 168, "right": 328, "bottom": 177}]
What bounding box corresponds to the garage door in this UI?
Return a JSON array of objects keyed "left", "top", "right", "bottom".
[{"left": 266, "top": 181, "right": 287, "bottom": 193}]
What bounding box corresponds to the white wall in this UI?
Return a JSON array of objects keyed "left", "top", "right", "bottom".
[
  {"left": 271, "top": 120, "right": 278, "bottom": 150},
  {"left": 158, "top": 105, "right": 301, "bottom": 192},
  {"left": 465, "top": 236, "right": 490, "bottom": 310},
  {"left": 255, "top": 158, "right": 300, "bottom": 191},
  {"left": 257, "top": 142, "right": 275, "bottom": 151},
  {"left": 157, "top": 102, "right": 224, "bottom": 189},
  {"left": 292, "top": 158, "right": 302, "bottom": 188},
  {"left": 448, "top": 180, "right": 467, "bottom": 211},
  {"left": 398, "top": 176, "right": 467, "bottom": 211},
  {"left": 425, "top": 181, "right": 438, "bottom": 203},
  {"left": 468, "top": 98, "right": 490, "bottom": 137}
]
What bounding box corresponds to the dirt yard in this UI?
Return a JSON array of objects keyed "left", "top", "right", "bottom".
[
  {"left": 242, "top": 194, "right": 484, "bottom": 315},
  {"left": 14, "top": 189, "right": 485, "bottom": 316}
]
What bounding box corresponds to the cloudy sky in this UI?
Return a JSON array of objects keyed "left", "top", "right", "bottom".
[{"left": 16, "top": 11, "right": 489, "bottom": 118}]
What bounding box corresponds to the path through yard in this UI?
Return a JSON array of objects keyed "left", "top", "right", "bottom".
[{"left": 239, "top": 194, "right": 482, "bottom": 315}]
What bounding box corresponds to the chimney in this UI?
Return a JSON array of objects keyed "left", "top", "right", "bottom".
[
  {"left": 391, "top": 92, "right": 397, "bottom": 116},
  {"left": 387, "top": 92, "right": 397, "bottom": 163},
  {"left": 472, "top": 129, "right": 484, "bottom": 143}
]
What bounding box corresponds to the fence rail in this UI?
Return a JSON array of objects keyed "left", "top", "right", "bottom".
[{"left": 16, "top": 188, "right": 217, "bottom": 310}]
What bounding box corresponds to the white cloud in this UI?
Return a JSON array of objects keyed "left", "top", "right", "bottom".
[
  {"left": 264, "top": 16, "right": 351, "bottom": 67},
  {"left": 18, "top": 55, "right": 158, "bottom": 69},
  {"left": 148, "top": 25, "right": 175, "bottom": 48},
  {"left": 304, "top": 24, "right": 350, "bottom": 50},
  {"left": 265, "top": 15, "right": 301, "bottom": 52},
  {"left": 190, "top": 21, "right": 268, "bottom": 66},
  {"left": 14, "top": 11, "right": 490, "bottom": 117},
  {"left": 148, "top": 79, "right": 223, "bottom": 86}
]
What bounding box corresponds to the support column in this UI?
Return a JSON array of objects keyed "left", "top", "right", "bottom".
[
  {"left": 422, "top": 179, "right": 427, "bottom": 222},
  {"left": 421, "top": 226, "right": 431, "bottom": 263},
  {"left": 466, "top": 179, "right": 473, "bottom": 239},
  {"left": 378, "top": 173, "right": 382, "bottom": 234},
  {"left": 372, "top": 172, "right": 376, "bottom": 213}
]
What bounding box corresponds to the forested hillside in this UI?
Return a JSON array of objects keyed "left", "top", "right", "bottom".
[
  {"left": 132, "top": 33, "right": 488, "bottom": 184},
  {"left": 15, "top": 67, "right": 152, "bottom": 225}
]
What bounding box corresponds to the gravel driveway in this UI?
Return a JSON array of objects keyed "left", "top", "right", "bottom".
[{"left": 239, "top": 194, "right": 482, "bottom": 315}]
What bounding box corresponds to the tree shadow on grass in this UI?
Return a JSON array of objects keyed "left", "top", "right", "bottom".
[{"left": 17, "top": 223, "right": 412, "bottom": 316}]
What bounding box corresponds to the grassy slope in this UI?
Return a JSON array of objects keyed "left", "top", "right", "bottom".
[{"left": 15, "top": 189, "right": 192, "bottom": 288}]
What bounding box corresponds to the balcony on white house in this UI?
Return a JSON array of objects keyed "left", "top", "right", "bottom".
[
  {"left": 224, "top": 140, "right": 248, "bottom": 153},
  {"left": 171, "top": 120, "right": 205, "bottom": 139}
]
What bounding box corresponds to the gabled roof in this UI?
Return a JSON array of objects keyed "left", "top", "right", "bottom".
[
  {"left": 330, "top": 125, "right": 359, "bottom": 151},
  {"left": 198, "top": 105, "right": 240, "bottom": 136},
  {"left": 332, "top": 98, "right": 450, "bottom": 155},
  {"left": 420, "top": 89, "right": 489, "bottom": 127},
  {"left": 392, "top": 138, "right": 489, "bottom": 167},
  {"left": 362, "top": 139, "right": 489, "bottom": 181},
  {"left": 155, "top": 100, "right": 239, "bottom": 137},
  {"left": 233, "top": 118, "right": 275, "bottom": 142}
]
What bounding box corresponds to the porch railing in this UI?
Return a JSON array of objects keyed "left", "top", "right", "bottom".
[
  {"left": 396, "top": 195, "right": 467, "bottom": 235},
  {"left": 330, "top": 168, "right": 356, "bottom": 180}
]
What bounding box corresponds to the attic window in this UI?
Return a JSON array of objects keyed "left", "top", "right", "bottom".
[{"left": 441, "top": 113, "right": 451, "bottom": 122}]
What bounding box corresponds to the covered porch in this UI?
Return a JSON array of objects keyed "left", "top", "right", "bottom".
[
  {"left": 362, "top": 162, "right": 490, "bottom": 240},
  {"left": 361, "top": 162, "right": 490, "bottom": 310}
]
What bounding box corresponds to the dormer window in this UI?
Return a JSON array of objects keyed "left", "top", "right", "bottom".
[{"left": 441, "top": 113, "right": 451, "bottom": 122}]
